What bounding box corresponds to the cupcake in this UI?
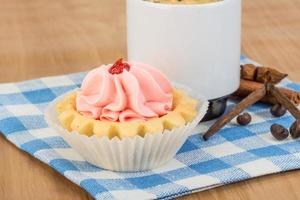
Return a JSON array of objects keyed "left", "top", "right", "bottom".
[{"left": 45, "top": 59, "right": 208, "bottom": 171}]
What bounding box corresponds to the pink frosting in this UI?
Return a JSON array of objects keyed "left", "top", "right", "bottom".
[{"left": 76, "top": 61, "right": 173, "bottom": 122}]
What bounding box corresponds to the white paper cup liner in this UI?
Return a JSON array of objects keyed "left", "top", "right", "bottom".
[{"left": 45, "top": 83, "right": 209, "bottom": 172}]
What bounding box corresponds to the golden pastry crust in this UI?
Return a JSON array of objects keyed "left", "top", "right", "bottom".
[{"left": 56, "top": 89, "right": 198, "bottom": 139}]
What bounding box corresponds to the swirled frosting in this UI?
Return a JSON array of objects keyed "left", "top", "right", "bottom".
[{"left": 76, "top": 60, "right": 173, "bottom": 122}]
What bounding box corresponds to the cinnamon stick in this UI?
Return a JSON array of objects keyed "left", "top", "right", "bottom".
[
  {"left": 256, "top": 67, "right": 288, "bottom": 84},
  {"left": 233, "top": 79, "right": 300, "bottom": 105},
  {"left": 241, "top": 64, "right": 256, "bottom": 81},
  {"left": 203, "top": 86, "right": 267, "bottom": 141},
  {"left": 241, "top": 64, "right": 287, "bottom": 84},
  {"left": 269, "top": 85, "right": 300, "bottom": 119}
]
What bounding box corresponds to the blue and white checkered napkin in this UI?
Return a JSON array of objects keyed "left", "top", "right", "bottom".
[{"left": 1, "top": 56, "right": 300, "bottom": 200}]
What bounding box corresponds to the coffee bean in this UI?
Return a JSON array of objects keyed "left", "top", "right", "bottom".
[
  {"left": 290, "top": 120, "right": 300, "bottom": 139},
  {"left": 270, "top": 124, "right": 289, "bottom": 140},
  {"left": 237, "top": 113, "right": 252, "bottom": 126},
  {"left": 270, "top": 104, "right": 287, "bottom": 117}
]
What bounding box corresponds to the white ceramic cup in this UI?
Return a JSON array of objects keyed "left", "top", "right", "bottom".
[{"left": 127, "top": 0, "right": 241, "bottom": 100}]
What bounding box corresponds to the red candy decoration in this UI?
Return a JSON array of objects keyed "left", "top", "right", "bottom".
[{"left": 108, "top": 58, "right": 131, "bottom": 74}]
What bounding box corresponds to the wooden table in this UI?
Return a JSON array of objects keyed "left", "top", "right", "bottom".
[{"left": 1, "top": 0, "right": 300, "bottom": 199}]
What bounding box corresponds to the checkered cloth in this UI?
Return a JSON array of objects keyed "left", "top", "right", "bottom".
[{"left": 1, "top": 56, "right": 300, "bottom": 200}]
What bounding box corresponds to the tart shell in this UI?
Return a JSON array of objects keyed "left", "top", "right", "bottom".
[{"left": 56, "top": 89, "right": 199, "bottom": 139}]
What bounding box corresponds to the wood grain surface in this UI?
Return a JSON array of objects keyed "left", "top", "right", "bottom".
[{"left": 0, "top": 0, "right": 300, "bottom": 199}]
